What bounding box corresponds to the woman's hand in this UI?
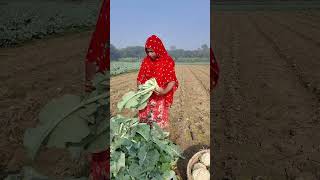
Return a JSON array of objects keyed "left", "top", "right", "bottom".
[
  {"left": 137, "top": 81, "right": 142, "bottom": 91},
  {"left": 154, "top": 87, "right": 166, "bottom": 96},
  {"left": 154, "top": 81, "right": 175, "bottom": 96}
]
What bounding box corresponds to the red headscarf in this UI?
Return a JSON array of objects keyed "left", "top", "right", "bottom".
[
  {"left": 210, "top": 47, "right": 219, "bottom": 90},
  {"left": 137, "top": 35, "right": 179, "bottom": 106},
  {"left": 85, "top": 0, "right": 110, "bottom": 73}
]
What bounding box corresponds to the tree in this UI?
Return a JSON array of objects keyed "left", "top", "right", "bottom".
[
  {"left": 110, "top": 44, "right": 121, "bottom": 61},
  {"left": 120, "top": 46, "right": 145, "bottom": 58},
  {"left": 201, "top": 44, "right": 208, "bottom": 50},
  {"left": 201, "top": 44, "right": 209, "bottom": 58},
  {"left": 170, "top": 46, "right": 176, "bottom": 51}
]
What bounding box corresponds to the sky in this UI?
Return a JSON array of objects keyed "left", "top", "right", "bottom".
[{"left": 110, "top": 0, "right": 210, "bottom": 51}]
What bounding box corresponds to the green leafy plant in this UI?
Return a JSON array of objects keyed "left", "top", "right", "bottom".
[
  {"left": 117, "top": 78, "right": 159, "bottom": 112},
  {"left": 22, "top": 72, "right": 184, "bottom": 180},
  {"left": 23, "top": 73, "right": 109, "bottom": 160},
  {"left": 110, "top": 115, "right": 184, "bottom": 180}
]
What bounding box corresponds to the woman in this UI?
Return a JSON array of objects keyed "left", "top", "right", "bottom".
[
  {"left": 137, "top": 35, "right": 179, "bottom": 129},
  {"left": 84, "top": 0, "right": 109, "bottom": 179},
  {"left": 85, "top": 0, "right": 109, "bottom": 92}
]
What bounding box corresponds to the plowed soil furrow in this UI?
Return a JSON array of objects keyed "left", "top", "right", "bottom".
[
  {"left": 291, "top": 13, "right": 320, "bottom": 30},
  {"left": 272, "top": 12, "right": 320, "bottom": 31},
  {"left": 110, "top": 71, "right": 138, "bottom": 88},
  {"left": 110, "top": 73, "right": 137, "bottom": 117},
  {"left": 194, "top": 65, "right": 210, "bottom": 77},
  {"left": 262, "top": 15, "right": 320, "bottom": 48},
  {"left": 188, "top": 67, "right": 210, "bottom": 96},
  {"left": 110, "top": 80, "right": 136, "bottom": 95},
  {"left": 212, "top": 12, "right": 320, "bottom": 179},
  {"left": 194, "top": 68, "right": 210, "bottom": 92},
  {"left": 168, "top": 66, "right": 195, "bottom": 152},
  {"left": 251, "top": 14, "right": 320, "bottom": 99},
  {"left": 192, "top": 65, "right": 210, "bottom": 89},
  {"left": 248, "top": 16, "right": 320, "bottom": 101}
]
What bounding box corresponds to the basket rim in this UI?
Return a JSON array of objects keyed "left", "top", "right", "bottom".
[{"left": 186, "top": 149, "right": 210, "bottom": 180}]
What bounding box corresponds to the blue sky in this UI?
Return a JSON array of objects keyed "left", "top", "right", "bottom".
[{"left": 110, "top": 0, "right": 210, "bottom": 50}]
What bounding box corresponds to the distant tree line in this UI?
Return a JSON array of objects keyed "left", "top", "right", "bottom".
[{"left": 110, "top": 44, "right": 209, "bottom": 61}]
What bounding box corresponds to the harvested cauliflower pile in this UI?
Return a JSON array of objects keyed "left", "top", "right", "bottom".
[{"left": 192, "top": 152, "right": 210, "bottom": 180}]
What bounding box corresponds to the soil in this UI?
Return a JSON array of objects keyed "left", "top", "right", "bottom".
[
  {"left": 0, "top": 31, "right": 93, "bottom": 179},
  {"left": 211, "top": 11, "right": 320, "bottom": 180}
]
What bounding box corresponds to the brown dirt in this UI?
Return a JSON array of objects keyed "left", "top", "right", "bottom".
[
  {"left": 212, "top": 11, "right": 320, "bottom": 179},
  {"left": 110, "top": 65, "right": 210, "bottom": 180}
]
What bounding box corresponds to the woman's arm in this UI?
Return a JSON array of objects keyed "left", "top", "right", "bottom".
[
  {"left": 155, "top": 81, "right": 175, "bottom": 96},
  {"left": 137, "top": 59, "right": 147, "bottom": 89}
]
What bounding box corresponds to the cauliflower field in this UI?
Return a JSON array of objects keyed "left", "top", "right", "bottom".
[{"left": 0, "top": 0, "right": 100, "bottom": 47}]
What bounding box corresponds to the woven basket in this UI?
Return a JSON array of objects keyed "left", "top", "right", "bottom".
[{"left": 186, "top": 149, "right": 210, "bottom": 180}]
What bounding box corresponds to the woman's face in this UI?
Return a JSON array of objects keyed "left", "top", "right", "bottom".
[{"left": 146, "top": 48, "right": 157, "bottom": 60}]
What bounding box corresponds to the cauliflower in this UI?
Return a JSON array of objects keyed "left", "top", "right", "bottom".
[
  {"left": 200, "top": 152, "right": 210, "bottom": 167},
  {"left": 192, "top": 162, "right": 207, "bottom": 172},
  {"left": 192, "top": 167, "right": 210, "bottom": 180}
]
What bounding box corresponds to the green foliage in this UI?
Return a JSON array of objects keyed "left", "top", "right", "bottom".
[
  {"left": 111, "top": 44, "right": 121, "bottom": 60},
  {"left": 110, "top": 62, "right": 141, "bottom": 76},
  {"left": 22, "top": 71, "right": 184, "bottom": 180},
  {"left": 23, "top": 72, "right": 109, "bottom": 160},
  {"left": 110, "top": 44, "right": 210, "bottom": 61},
  {"left": 119, "top": 46, "right": 146, "bottom": 59},
  {"left": 117, "top": 78, "right": 159, "bottom": 112},
  {"left": 0, "top": 1, "right": 100, "bottom": 47},
  {"left": 111, "top": 79, "right": 184, "bottom": 179},
  {"left": 110, "top": 116, "right": 184, "bottom": 180}
]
